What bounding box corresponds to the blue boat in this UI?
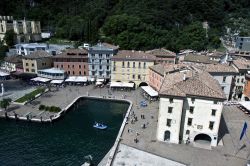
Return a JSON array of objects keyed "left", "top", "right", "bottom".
[{"left": 93, "top": 122, "right": 107, "bottom": 130}]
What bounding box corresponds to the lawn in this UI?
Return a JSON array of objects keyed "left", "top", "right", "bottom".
[{"left": 15, "top": 88, "right": 45, "bottom": 103}]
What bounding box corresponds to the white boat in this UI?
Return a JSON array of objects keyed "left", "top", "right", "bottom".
[{"left": 93, "top": 122, "right": 107, "bottom": 130}]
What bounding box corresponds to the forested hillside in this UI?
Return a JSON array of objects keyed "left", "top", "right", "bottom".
[{"left": 0, "top": 0, "right": 250, "bottom": 52}]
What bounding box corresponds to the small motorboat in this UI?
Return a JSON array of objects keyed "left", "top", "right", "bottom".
[{"left": 93, "top": 122, "right": 107, "bottom": 130}]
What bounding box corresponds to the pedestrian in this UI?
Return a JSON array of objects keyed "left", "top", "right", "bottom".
[{"left": 128, "top": 128, "right": 130, "bottom": 133}]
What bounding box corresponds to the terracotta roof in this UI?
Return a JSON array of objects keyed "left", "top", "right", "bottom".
[
  {"left": 4, "top": 55, "right": 22, "bottom": 63},
  {"left": 24, "top": 50, "right": 51, "bottom": 59},
  {"left": 159, "top": 69, "right": 226, "bottom": 100},
  {"left": 195, "top": 63, "right": 237, "bottom": 74},
  {"left": 112, "top": 50, "right": 156, "bottom": 61},
  {"left": 53, "top": 48, "right": 88, "bottom": 58},
  {"left": 146, "top": 48, "right": 176, "bottom": 57},
  {"left": 184, "top": 54, "right": 217, "bottom": 64},
  {"left": 149, "top": 63, "right": 190, "bottom": 76},
  {"left": 233, "top": 58, "right": 250, "bottom": 71}
]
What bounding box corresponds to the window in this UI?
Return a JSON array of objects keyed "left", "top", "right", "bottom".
[
  {"left": 61, "top": 65, "right": 63, "bottom": 68},
  {"left": 31, "top": 63, "right": 34, "bottom": 67},
  {"left": 221, "top": 86, "right": 225, "bottom": 91},
  {"left": 84, "top": 71, "right": 86, "bottom": 75},
  {"left": 79, "top": 71, "right": 81, "bottom": 75},
  {"left": 79, "top": 65, "right": 81, "bottom": 69},
  {"left": 138, "top": 62, "right": 141, "bottom": 68},
  {"left": 26, "top": 68, "right": 29, "bottom": 72},
  {"left": 68, "top": 71, "right": 70, "bottom": 74},
  {"left": 72, "top": 65, "right": 74, "bottom": 68},
  {"left": 99, "top": 54, "right": 102, "bottom": 58},
  {"left": 99, "top": 59, "right": 102, "bottom": 63},
  {"left": 92, "top": 66, "right": 95, "bottom": 70},
  {"left": 213, "top": 101, "right": 218, "bottom": 104},
  {"left": 113, "top": 67, "right": 116, "bottom": 71},
  {"left": 191, "top": 98, "right": 195, "bottom": 104},
  {"left": 167, "top": 119, "right": 172, "bottom": 127},
  {"left": 211, "top": 109, "right": 216, "bottom": 116},
  {"left": 187, "top": 118, "right": 192, "bottom": 126},
  {"left": 169, "top": 98, "right": 173, "bottom": 103},
  {"left": 107, "top": 66, "right": 109, "bottom": 70},
  {"left": 106, "top": 54, "right": 110, "bottom": 58},
  {"left": 132, "top": 74, "right": 135, "bottom": 79},
  {"left": 99, "top": 65, "right": 102, "bottom": 70},
  {"left": 168, "top": 107, "right": 173, "bottom": 113},
  {"left": 107, "top": 60, "right": 110, "bottom": 63},
  {"left": 186, "top": 130, "right": 190, "bottom": 135},
  {"left": 138, "top": 75, "right": 141, "bottom": 80},
  {"left": 127, "top": 62, "right": 130, "bottom": 68},
  {"left": 189, "top": 106, "right": 194, "bottom": 114},
  {"left": 68, "top": 65, "right": 70, "bottom": 68},
  {"left": 241, "top": 78, "right": 244, "bottom": 83},
  {"left": 237, "top": 79, "right": 239, "bottom": 83},
  {"left": 223, "top": 76, "right": 226, "bottom": 83},
  {"left": 73, "top": 71, "right": 75, "bottom": 75},
  {"left": 209, "top": 121, "right": 214, "bottom": 130},
  {"left": 133, "top": 62, "right": 135, "bottom": 68},
  {"left": 31, "top": 69, "right": 35, "bottom": 73},
  {"left": 122, "top": 61, "right": 125, "bottom": 68},
  {"left": 26, "top": 63, "right": 28, "bottom": 66},
  {"left": 143, "top": 62, "right": 146, "bottom": 69}
]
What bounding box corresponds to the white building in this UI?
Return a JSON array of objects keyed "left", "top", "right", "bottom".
[
  {"left": 15, "top": 43, "right": 72, "bottom": 56},
  {"left": 88, "top": 42, "right": 119, "bottom": 79},
  {"left": 157, "top": 68, "right": 226, "bottom": 147},
  {"left": 0, "top": 16, "right": 41, "bottom": 43}
]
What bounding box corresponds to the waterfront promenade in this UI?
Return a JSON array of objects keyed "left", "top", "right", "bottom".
[{"left": 1, "top": 84, "right": 250, "bottom": 166}]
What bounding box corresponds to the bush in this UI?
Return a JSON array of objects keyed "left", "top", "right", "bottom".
[
  {"left": 39, "top": 105, "right": 45, "bottom": 110},
  {"left": 45, "top": 106, "right": 50, "bottom": 111}
]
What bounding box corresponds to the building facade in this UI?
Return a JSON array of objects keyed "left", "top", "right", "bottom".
[
  {"left": 236, "top": 37, "right": 250, "bottom": 51},
  {"left": 0, "top": 16, "right": 41, "bottom": 43},
  {"left": 146, "top": 48, "right": 176, "bottom": 64},
  {"left": 232, "top": 58, "right": 250, "bottom": 100},
  {"left": 88, "top": 43, "right": 118, "bottom": 79},
  {"left": 53, "top": 49, "right": 89, "bottom": 76},
  {"left": 157, "top": 69, "right": 226, "bottom": 147},
  {"left": 111, "top": 50, "right": 155, "bottom": 87},
  {"left": 1, "top": 55, "right": 23, "bottom": 73},
  {"left": 22, "top": 51, "right": 52, "bottom": 74}
]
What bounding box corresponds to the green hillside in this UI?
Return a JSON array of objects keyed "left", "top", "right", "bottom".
[{"left": 0, "top": 0, "right": 250, "bottom": 52}]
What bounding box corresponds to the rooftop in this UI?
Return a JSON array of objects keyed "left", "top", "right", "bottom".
[
  {"left": 184, "top": 54, "right": 218, "bottom": 64},
  {"left": 91, "top": 42, "right": 119, "bottom": 51},
  {"left": 159, "top": 69, "right": 226, "bottom": 100},
  {"left": 233, "top": 58, "right": 250, "bottom": 71},
  {"left": 195, "top": 63, "right": 237, "bottom": 74},
  {"left": 15, "top": 43, "right": 47, "bottom": 48},
  {"left": 4, "top": 55, "right": 23, "bottom": 64},
  {"left": 149, "top": 64, "right": 190, "bottom": 76},
  {"left": 112, "top": 50, "right": 156, "bottom": 61},
  {"left": 146, "top": 48, "right": 176, "bottom": 57},
  {"left": 24, "top": 50, "right": 52, "bottom": 59},
  {"left": 53, "top": 48, "right": 88, "bottom": 58}
]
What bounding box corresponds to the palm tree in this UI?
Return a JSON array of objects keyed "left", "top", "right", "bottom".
[{"left": 0, "top": 98, "right": 12, "bottom": 111}]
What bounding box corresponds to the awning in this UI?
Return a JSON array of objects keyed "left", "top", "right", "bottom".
[
  {"left": 75, "top": 76, "right": 87, "bottom": 82},
  {"left": 90, "top": 78, "right": 95, "bottom": 82},
  {"left": 110, "top": 82, "right": 134, "bottom": 88},
  {"left": 141, "top": 86, "right": 158, "bottom": 97},
  {"left": 96, "top": 81, "right": 102, "bottom": 85},
  {"left": 65, "top": 76, "right": 88, "bottom": 82},
  {"left": 239, "top": 101, "right": 250, "bottom": 110},
  {"left": 30, "top": 77, "right": 51, "bottom": 82},
  {"left": 97, "top": 78, "right": 105, "bottom": 82},
  {"left": 51, "top": 80, "right": 64, "bottom": 84},
  {"left": 0, "top": 71, "right": 10, "bottom": 77}
]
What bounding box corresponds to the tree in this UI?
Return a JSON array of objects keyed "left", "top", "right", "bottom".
[
  {"left": 3, "top": 29, "right": 16, "bottom": 47},
  {"left": 0, "top": 98, "right": 12, "bottom": 111}
]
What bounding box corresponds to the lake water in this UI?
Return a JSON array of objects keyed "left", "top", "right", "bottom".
[{"left": 0, "top": 98, "right": 129, "bottom": 166}]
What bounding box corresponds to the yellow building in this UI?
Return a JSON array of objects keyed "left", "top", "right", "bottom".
[
  {"left": 22, "top": 50, "right": 52, "bottom": 74},
  {"left": 111, "top": 50, "right": 155, "bottom": 87}
]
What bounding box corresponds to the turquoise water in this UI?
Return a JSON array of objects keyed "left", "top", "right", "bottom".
[{"left": 0, "top": 98, "right": 129, "bottom": 166}]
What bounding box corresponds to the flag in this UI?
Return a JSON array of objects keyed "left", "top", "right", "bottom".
[{"left": 240, "top": 122, "right": 248, "bottom": 140}]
